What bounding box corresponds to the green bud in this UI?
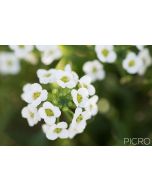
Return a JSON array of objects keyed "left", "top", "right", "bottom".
[
  {"left": 52, "top": 89, "right": 58, "bottom": 94},
  {"left": 62, "top": 107, "right": 69, "bottom": 112}
]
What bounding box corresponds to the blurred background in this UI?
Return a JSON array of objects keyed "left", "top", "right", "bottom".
[{"left": 0, "top": 45, "right": 152, "bottom": 145}]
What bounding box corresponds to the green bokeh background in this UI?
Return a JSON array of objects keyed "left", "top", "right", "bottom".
[{"left": 0, "top": 45, "right": 152, "bottom": 146}]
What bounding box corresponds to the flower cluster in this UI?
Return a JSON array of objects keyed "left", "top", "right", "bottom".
[
  {"left": 1, "top": 45, "right": 151, "bottom": 78},
  {"left": 0, "top": 45, "right": 62, "bottom": 75},
  {"left": 21, "top": 64, "right": 98, "bottom": 140},
  {"left": 82, "top": 46, "right": 152, "bottom": 83}
]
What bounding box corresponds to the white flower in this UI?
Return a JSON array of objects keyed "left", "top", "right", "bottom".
[
  {"left": 85, "top": 95, "right": 99, "bottom": 118},
  {"left": 9, "top": 45, "right": 34, "bottom": 58},
  {"left": 37, "top": 69, "right": 57, "bottom": 84},
  {"left": 0, "top": 52, "right": 20, "bottom": 75},
  {"left": 39, "top": 45, "right": 62, "bottom": 65},
  {"left": 95, "top": 45, "right": 117, "bottom": 63},
  {"left": 24, "top": 52, "right": 38, "bottom": 65},
  {"left": 42, "top": 122, "right": 68, "bottom": 140},
  {"left": 21, "top": 104, "right": 41, "bottom": 127},
  {"left": 68, "top": 108, "right": 90, "bottom": 138},
  {"left": 35, "top": 45, "right": 54, "bottom": 52},
  {"left": 21, "top": 83, "right": 48, "bottom": 106},
  {"left": 122, "top": 52, "right": 143, "bottom": 74},
  {"left": 71, "top": 88, "right": 89, "bottom": 108},
  {"left": 136, "top": 45, "right": 144, "bottom": 50},
  {"left": 68, "top": 127, "right": 79, "bottom": 139},
  {"left": 56, "top": 64, "right": 78, "bottom": 88},
  {"left": 83, "top": 60, "right": 105, "bottom": 82},
  {"left": 38, "top": 102, "right": 61, "bottom": 125},
  {"left": 138, "top": 48, "right": 152, "bottom": 75},
  {"left": 79, "top": 75, "right": 95, "bottom": 96}
]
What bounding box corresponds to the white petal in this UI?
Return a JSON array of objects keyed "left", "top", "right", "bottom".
[
  {"left": 54, "top": 107, "right": 61, "bottom": 117},
  {"left": 57, "top": 122, "right": 68, "bottom": 129},
  {"left": 64, "top": 64, "right": 72, "bottom": 72},
  {"left": 80, "top": 75, "right": 91, "bottom": 84},
  {"left": 59, "top": 129, "right": 69, "bottom": 138},
  {"left": 45, "top": 117, "right": 56, "bottom": 125},
  {"left": 46, "top": 131, "right": 58, "bottom": 140},
  {"left": 88, "top": 85, "right": 95, "bottom": 96},
  {"left": 41, "top": 90, "right": 48, "bottom": 101},
  {"left": 78, "top": 88, "right": 89, "bottom": 97}
]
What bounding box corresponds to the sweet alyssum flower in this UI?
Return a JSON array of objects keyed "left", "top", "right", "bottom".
[
  {"left": 36, "top": 45, "right": 62, "bottom": 65},
  {"left": 9, "top": 45, "right": 38, "bottom": 66},
  {"left": 122, "top": 52, "right": 143, "bottom": 74},
  {"left": 42, "top": 122, "right": 68, "bottom": 140},
  {"left": 136, "top": 45, "right": 144, "bottom": 50},
  {"left": 86, "top": 95, "right": 99, "bottom": 118},
  {"left": 0, "top": 52, "right": 20, "bottom": 75},
  {"left": 83, "top": 60, "right": 105, "bottom": 82},
  {"left": 37, "top": 69, "right": 57, "bottom": 84},
  {"left": 95, "top": 45, "right": 117, "bottom": 63},
  {"left": 21, "top": 83, "right": 48, "bottom": 106},
  {"left": 71, "top": 88, "right": 89, "bottom": 108},
  {"left": 24, "top": 52, "right": 38, "bottom": 65},
  {"left": 68, "top": 108, "right": 90, "bottom": 138},
  {"left": 56, "top": 64, "right": 78, "bottom": 88},
  {"left": 35, "top": 45, "right": 53, "bottom": 52},
  {"left": 21, "top": 104, "right": 41, "bottom": 127},
  {"left": 138, "top": 48, "right": 152, "bottom": 75},
  {"left": 79, "top": 75, "right": 95, "bottom": 96},
  {"left": 21, "top": 64, "right": 98, "bottom": 140},
  {"left": 9, "top": 45, "right": 34, "bottom": 59},
  {"left": 38, "top": 102, "right": 61, "bottom": 125}
]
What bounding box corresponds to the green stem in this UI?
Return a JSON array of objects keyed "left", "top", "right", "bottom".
[
  {"left": 63, "top": 109, "right": 74, "bottom": 123},
  {"left": 56, "top": 58, "right": 70, "bottom": 70}
]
